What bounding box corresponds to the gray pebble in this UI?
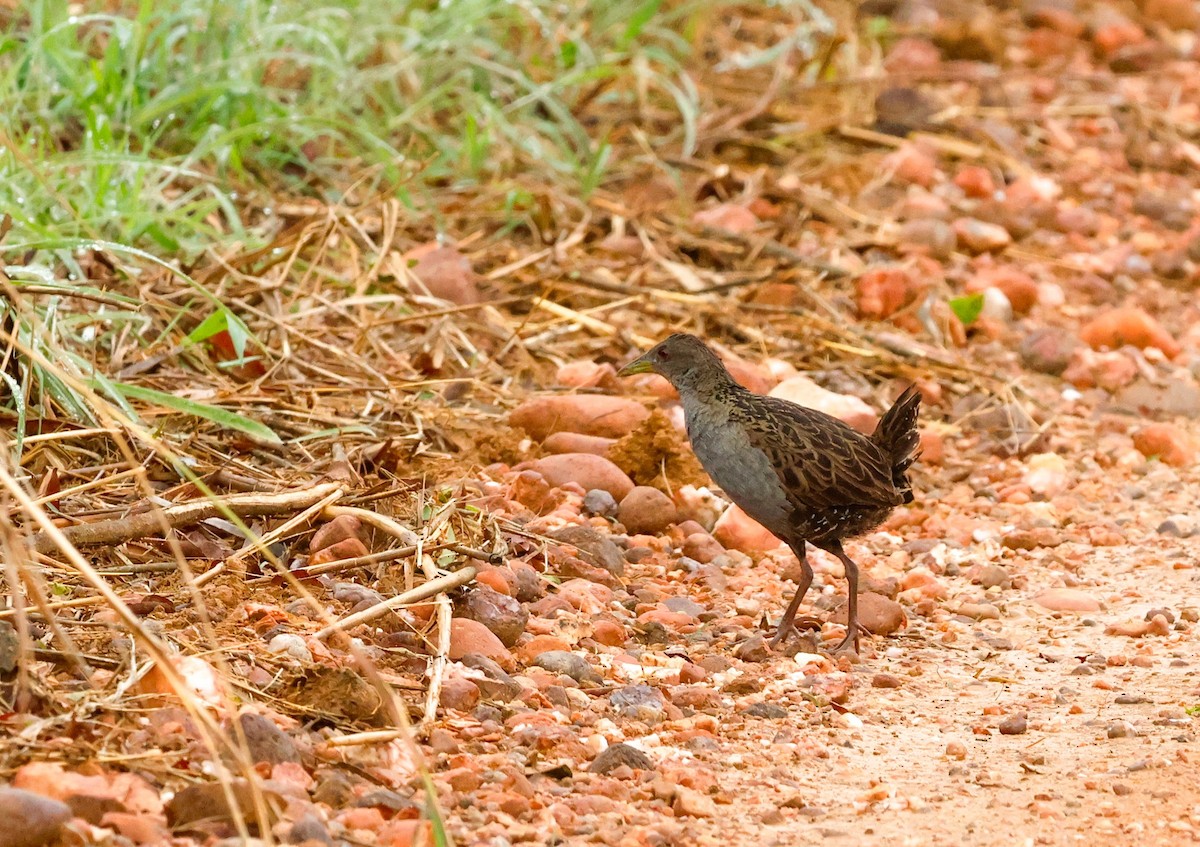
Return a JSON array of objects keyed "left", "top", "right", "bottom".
[
  {"left": 532, "top": 650, "right": 600, "bottom": 684},
  {"left": 582, "top": 489, "right": 619, "bottom": 519}
]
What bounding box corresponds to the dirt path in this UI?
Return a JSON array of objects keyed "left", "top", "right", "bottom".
[{"left": 596, "top": 492, "right": 1200, "bottom": 847}]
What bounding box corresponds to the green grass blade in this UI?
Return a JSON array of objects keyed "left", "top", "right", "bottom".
[{"left": 110, "top": 382, "right": 281, "bottom": 444}]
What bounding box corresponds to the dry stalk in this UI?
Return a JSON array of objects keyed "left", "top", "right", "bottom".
[
  {"left": 312, "top": 557, "right": 477, "bottom": 641},
  {"left": 197, "top": 484, "right": 346, "bottom": 587},
  {"left": 29, "top": 482, "right": 343, "bottom": 555}
]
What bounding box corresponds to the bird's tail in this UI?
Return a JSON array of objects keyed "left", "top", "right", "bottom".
[{"left": 872, "top": 385, "right": 922, "bottom": 503}]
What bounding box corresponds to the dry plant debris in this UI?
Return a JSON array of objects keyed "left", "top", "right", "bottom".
[{"left": 3, "top": 2, "right": 1200, "bottom": 847}]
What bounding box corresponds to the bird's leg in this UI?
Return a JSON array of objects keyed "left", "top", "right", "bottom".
[
  {"left": 769, "top": 542, "right": 821, "bottom": 648},
  {"left": 829, "top": 543, "right": 868, "bottom": 654}
]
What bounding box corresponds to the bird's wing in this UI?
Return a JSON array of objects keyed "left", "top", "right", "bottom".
[{"left": 737, "top": 396, "right": 903, "bottom": 511}]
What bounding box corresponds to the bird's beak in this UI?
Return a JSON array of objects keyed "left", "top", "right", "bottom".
[{"left": 617, "top": 355, "right": 654, "bottom": 377}]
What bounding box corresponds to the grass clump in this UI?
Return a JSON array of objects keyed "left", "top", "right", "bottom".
[{"left": 0, "top": 0, "right": 706, "bottom": 255}]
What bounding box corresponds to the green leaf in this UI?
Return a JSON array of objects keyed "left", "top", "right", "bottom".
[
  {"left": 949, "top": 292, "right": 985, "bottom": 326},
  {"left": 560, "top": 39, "right": 578, "bottom": 70},
  {"left": 621, "top": 0, "right": 662, "bottom": 46},
  {"left": 186, "top": 307, "right": 254, "bottom": 358},
  {"left": 111, "top": 382, "right": 281, "bottom": 444},
  {"left": 187, "top": 309, "right": 230, "bottom": 344}
]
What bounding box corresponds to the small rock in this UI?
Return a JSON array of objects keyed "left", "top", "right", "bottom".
[
  {"left": 542, "top": 432, "right": 617, "bottom": 456},
  {"left": 945, "top": 740, "right": 968, "bottom": 760},
  {"left": 958, "top": 602, "right": 1001, "bottom": 621},
  {"left": 874, "top": 87, "right": 937, "bottom": 136},
  {"left": 966, "top": 267, "right": 1038, "bottom": 314},
  {"left": 556, "top": 361, "right": 619, "bottom": 390},
  {"left": 734, "top": 635, "right": 772, "bottom": 663},
  {"left": 582, "top": 489, "right": 619, "bottom": 519},
  {"left": 743, "top": 701, "right": 789, "bottom": 718},
  {"left": 448, "top": 618, "right": 514, "bottom": 670},
  {"left": 267, "top": 633, "right": 311, "bottom": 662},
  {"left": 510, "top": 395, "right": 650, "bottom": 441},
  {"left": 974, "top": 565, "right": 1010, "bottom": 590},
  {"left": 474, "top": 566, "right": 514, "bottom": 596},
  {"left": 527, "top": 454, "right": 635, "bottom": 499},
  {"left": 1107, "top": 720, "right": 1136, "bottom": 739},
  {"left": 978, "top": 287, "right": 1013, "bottom": 324},
  {"left": 236, "top": 713, "right": 300, "bottom": 765},
  {"left": 672, "top": 786, "right": 717, "bottom": 818},
  {"left": 998, "top": 714, "right": 1028, "bottom": 735},
  {"left": 591, "top": 620, "right": 626, "bottom": 647},
  {"left": 834, "top": 592, "right": 906, "bottom": 636},
  {"left": 883, "top": 143, "right": 938, "bottom": 187},
  {"left": 871, "top": 673, "right": 903, "bottom": 689},
  {"left": 404, "top": 245, "right": 480, "bottom": 305},
  {"left": 532, "top": 650, "right": 600, "bottom": 684},
  {"left": 897, "top": 219, "right": 956, "bottom": 259},
  {"left": 549, "top": 525, "right": 627, "bottom": 578},
  {"left": 1034, "top": 588, "right": 1102, "bottom": 613},
  {"left": 855, "top": 267, "right": 922, "bottom": 319},
  {"left": 508, "top": 470, "right": 552, "bottom": 513},
  {"left": 953, "top": 218, "right": 1011, "bottom": 253},
  {"left": 1144, "top": 608, "right": 1175, "bottom": 624},
  {"left": 459, "top": 653, "right": 523, "bottom": 701},
  {"left": 954, "top": 165, "right": 996, "bottom": 199},
  {"left": 310, "top": 536, "right": 370, "bottom": 567},
  {"left": 1132, "top": 423, "right": 1195, "bottom": 467},
  {"left": 1063, "top": 348, "right": 1138, "bottom": 392},
  {"left": 609, "top": 684, "right": 667, "bottom": 723},
  {"left": 693, "top": 203, "right": 759, "bottom": 234},
  {"left": 673, "top": 484, "right": 728, "bottom": 530},
  {"left": 0, "top": 788, "right": 71, "bottom": 847},
  {"left": 464, "top": 585, "right": 528, "bottom": 647},
  {"left": 768, "top": 377, "right": 878, "bottom": 433},
  {"left": 712, "top": 506, "right": 782, "bottom": 554},
  {"left": 1020, "top": 327, "right": 1081, "bottom": 375},
  {"left": 682, "top": 532, "right": 724, "bottom": 564},
  {"left": 619, "top": 486, "right": 678, "bottom": 535},
  {"left": 438, "top": 676, "right": 481, "bottom": 712},
  {"left": 288, "top": 814, "right": 333, "bottom": 845},
  {"left": 310, "top": 514, "right": 364, "bottom": 553},
  {"left": 1079, "top": 307, "right": 1180, "bottom": 358},
  {"left": 1104, "top": 616, "right": 1171, "bottom": 638},
  {"left": 166, "top": 780, "right": 279, "bottom": 829},
  {"left": 1023, "top": 452, "right": 1070, "bottom": 498},
  {"left": 590, "top": 743, "right": 654, "bottom": 774}
]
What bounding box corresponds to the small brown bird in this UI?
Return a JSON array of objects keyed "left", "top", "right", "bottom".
[{"left": 619, "top": 333, "right": 920, "bottom": 653}]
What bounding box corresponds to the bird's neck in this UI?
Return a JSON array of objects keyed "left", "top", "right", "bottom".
[{"left": 675, "top": 366, "right": 744, "bottom": 410}]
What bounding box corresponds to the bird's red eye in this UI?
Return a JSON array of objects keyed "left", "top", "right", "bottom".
[{"left": 658, "top": 350, "right": 670, "bottom": 361}]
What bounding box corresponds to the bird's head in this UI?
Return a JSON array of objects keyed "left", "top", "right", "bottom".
[{"left": 618, "top": 333, "right": 727, "bottom": 391}]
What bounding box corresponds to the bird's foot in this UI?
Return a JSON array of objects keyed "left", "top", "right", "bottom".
[
  {"left": 831, "top": 623, "right": 872, "bottom": 656},
  {"left": 768, "top": 616, "right": 824, "bottom": 650}
]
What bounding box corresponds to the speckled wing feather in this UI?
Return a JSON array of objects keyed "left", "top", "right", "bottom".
[{"left": 734, "top": 395, "right": 904, "bottom": 512}]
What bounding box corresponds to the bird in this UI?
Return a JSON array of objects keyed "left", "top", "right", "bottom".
[{"left": 618, "top": 333, "right": 921, "bottom": 654}]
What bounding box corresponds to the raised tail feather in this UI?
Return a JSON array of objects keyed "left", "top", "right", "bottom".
[{"left": 872, "top": 385, "right": 922, "bottom": 503}]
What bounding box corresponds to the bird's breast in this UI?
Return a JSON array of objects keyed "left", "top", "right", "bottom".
[{"left": 685, "top": 408, "right": 792, "bottom": 534}]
